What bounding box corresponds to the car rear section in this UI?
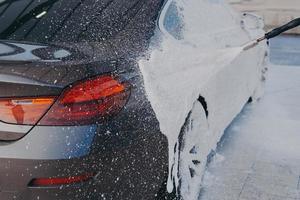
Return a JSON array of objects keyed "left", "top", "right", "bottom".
[
  {"left": 0, "top": 0, "right": 169, "bottom": 199},
  {"left": 0, "top": 60, "right": 169, "bottom": 200},
  {"left": 0, "top": 58, "right": 129, "bottom": 198}
]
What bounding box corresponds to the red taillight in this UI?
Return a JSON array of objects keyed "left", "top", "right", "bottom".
[
  {"left": 29, "top": 173, "right": 94, "bottom": 187},
  {"left": 0, "top": 97, "right": 55, "bottom": 125},
  {"left": 39, "top": 75, "right": 130, "bottom": 126}
]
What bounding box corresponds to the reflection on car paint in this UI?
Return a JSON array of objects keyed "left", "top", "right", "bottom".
[{"left": 0, "top": 41, "right": 72, "bottom": 62}]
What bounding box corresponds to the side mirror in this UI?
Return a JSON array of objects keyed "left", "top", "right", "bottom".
[{"left": 241, "top": 12, "right": 264, "bottom": 30}]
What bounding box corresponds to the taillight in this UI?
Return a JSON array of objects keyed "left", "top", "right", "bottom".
[
  {"left": 0, "top": 97, "right": 55, "bottom": 125},
  {"left": 39, "top": 75, "right": 130, "bottom": 126},
  {"left": 28, "top": 173, "right": 95, "bottom": 187}
]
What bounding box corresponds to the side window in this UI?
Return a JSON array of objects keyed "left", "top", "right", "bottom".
[{"left": 162, "top": 1, "right": 184, "bottom": 40}]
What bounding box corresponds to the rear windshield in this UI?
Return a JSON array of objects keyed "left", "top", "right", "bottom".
[{"left": 0, "top": 0, "right": 143, "bottom": 43}]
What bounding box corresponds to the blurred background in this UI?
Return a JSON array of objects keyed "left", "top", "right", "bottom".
[{"left": 227, "top": 0, "right": 300, "bottom": 35}]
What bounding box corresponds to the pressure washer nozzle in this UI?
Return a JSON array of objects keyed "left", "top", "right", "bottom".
[{"left": 257, "top": 36, "right": 266, "bottom": 43}]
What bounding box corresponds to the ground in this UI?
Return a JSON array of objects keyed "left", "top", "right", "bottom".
[{"left": 199, "top": 35, "right": 300, "bottom": 200}]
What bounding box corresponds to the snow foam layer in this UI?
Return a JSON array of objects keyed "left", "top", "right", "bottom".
[
  {"left": 139, "top": 37, "right": 243, "bottom": 192},
  {"left": 139, "top": 0, "right": 265, "bottom": 196}
]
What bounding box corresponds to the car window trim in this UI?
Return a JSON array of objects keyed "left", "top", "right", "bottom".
[{"left": 157, "top": 0, "right": 181, "bottom": 41}]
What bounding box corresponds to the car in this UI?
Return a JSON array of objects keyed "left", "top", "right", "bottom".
[{"left": 0, "top": 0, "right": 267, "bottom": 200}]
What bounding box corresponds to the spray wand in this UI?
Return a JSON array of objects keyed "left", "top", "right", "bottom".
[{"left": 243, "top": 17, "right": 300, "bottom": 50}]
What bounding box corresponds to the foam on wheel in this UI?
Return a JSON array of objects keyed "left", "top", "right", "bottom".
[{"left": 177, "top": 100, "right": 210, "bottom": 200}]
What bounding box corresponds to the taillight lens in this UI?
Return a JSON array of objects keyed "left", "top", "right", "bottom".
[
  {"left": 29, "top": 173, "right": 94, "bottom": 187},
  {"left": 0, "top": 97, "right": 55, "bottom": 125},
  {"left": 39, "top": 75, "right": 130, "bottom": 126}
]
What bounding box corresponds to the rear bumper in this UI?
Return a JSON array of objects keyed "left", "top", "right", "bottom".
[
  {"left": 0, "top": 125, "right": 97, "bottom": 160},
  {"left": 0, "top": 131, "right": 169, "bottom": 200},
  {"left": 0, "top": 124, "right": 99, "bottom": 199},
  {"left": 0, "top": 157, "right": 96, "bottom": 200}
]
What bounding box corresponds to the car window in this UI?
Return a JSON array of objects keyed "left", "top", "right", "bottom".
[
  {"left": 162, "top": 1, "right": 184, "bottom": 40},
  {"left": 176, "top": 0, "right": 240, "bottom": 46}
]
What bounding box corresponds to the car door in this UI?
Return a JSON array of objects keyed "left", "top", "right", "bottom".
[
  {"left": 180, "top": 0, "right": 266, "bottom": 141},
  {"left": 191, "top": 1, "right": 267, "bottom": 139}
]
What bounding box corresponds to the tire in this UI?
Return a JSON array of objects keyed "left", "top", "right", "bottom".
[{"left": 176, "top": 100, "right": 210, "bottom": 200}]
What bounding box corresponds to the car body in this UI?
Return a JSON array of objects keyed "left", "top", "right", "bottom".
[{"left": 0, "top": 0, "right": 267, "bottom": 199}]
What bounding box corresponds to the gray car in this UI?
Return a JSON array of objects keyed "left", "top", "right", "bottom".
[{"left": 0, "top": 0, "right": 171, "bottom": 199}]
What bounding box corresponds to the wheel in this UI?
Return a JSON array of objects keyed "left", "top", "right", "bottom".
[{"left": 176, "top": 100, "right": 210, "bottom": 200}]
